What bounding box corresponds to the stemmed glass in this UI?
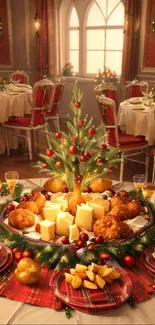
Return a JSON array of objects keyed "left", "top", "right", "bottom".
[
  {"left": 142, "top": 183, "right": 155, "bottom": 202},
  {"left": 133, "top": 174, "right": 147, "bottom": 192},
  {"left": 5, "top": 171, "right": 19, "bottom": 198}
]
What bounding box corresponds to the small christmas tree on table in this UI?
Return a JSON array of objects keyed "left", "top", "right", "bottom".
[{"left": 35, "top": 82, "right": 120, "bottom": 215}]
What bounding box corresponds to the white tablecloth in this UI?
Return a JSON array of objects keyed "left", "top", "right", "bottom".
[
  {"left": 0, "top": 87, "right": 33, "bottom": 154},
  {"left": 117, "top": 100, "right": 155, "bottom": 145},
  {"left": 0, "top": 178, "right": 155, "bottom": 325}
]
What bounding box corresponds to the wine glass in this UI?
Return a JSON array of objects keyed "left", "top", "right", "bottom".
[
  {"left": 133, "top": 174, "right": 147, "bottom": 192},
  {"left": 5, "top": 171, "right": 19, "bottom": 198},
  {"left": 142, "top": 183, "right": 155, "bottom": 202}
]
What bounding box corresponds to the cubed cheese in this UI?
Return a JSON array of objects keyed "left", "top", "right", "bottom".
[
  {"left": 69, "top": 224, "right": 80, "bottom": 241},
  {"left": 40, "top": 220, "right": 55, "bottom": 241},
  {"left": 88, "top": 202, "right": 105, "bottom": 220},
  {"left": 75, "top": 204, "right": 93, "bottom": 231},
  {"left": 41, "top": 204, "right": 61, "bottom": 222},
  {"left": 88, "top": 197, "right": 110, "bottom": 214},
  {"left": 56, "top": 212, "right": 74, "bottom": 236}
]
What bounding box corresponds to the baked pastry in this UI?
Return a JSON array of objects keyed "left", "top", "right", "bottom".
[
  {"left": 90, "top": 178, "right": 112, "bottom": 193},
  {"left": 110, "top": 195, "right": 131, "bottom": 209},
  {"left": 43, "top": 177, "right": 66, "bottom": 193},
  {"left": 93, "top": 215, "right": 133, "bottom": 240},
  {"left": 110, "top": 200, "right": 141, "bottom": 221},
  {"left": 17, "top": 201, "right": 39, "bottom": 214},
  {"left": 8, "top": 208, "right": 35, "bottom": 229},
  {"left": 29, "top": 191, "right": 46, "bottom": 213}
]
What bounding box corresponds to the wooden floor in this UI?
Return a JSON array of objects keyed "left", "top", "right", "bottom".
[{"left": 0, "top": 146, "right": 154, "bottom": 183}]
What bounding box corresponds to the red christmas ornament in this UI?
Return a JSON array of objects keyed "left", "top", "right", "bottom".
[
  {"left": 42, "top": 163, "right": 48, "bottom": 168},
  {"left": 14, "top": 252, "right": 23, "bottom": 262},
  {"left": 80, "top": 155, "right": 87, "bottom": 162},
  {"left": 100, "top": 251, "right": 110, "bottom": 263},
  {"left": 68, "top": 145, "right": 78, "bottom": 154},
  {"left": 84, "top": 187, "right": 92, "bottom": 193},
  {"left": 55, "top": 161, "right": 63, "bottom": 168},
  {"left": 12, "top": 247, "right": 20, "bottom": 255},
  {"left": 61, "top": 237, "right": 70, "bottom": 245},
  {"left": 77, "top": 240, "right": 84, "bottom": 248},
  {"left": 95, "top": 235, "right": 103, "bottom": 244},
  {"left": 108, "top": 165, "right": 114, "bottom": 169},
  {"left": 7, "top": 203, "right": 15, "bottom": 212},
  {"left": 123, "top": 255, "right": 135, "bottom": 268},
  {"left": 55, "top": 132, "right": 61, "bottom": 139},
  {"left": 74, "top": 101, "right": 81, "bottom": 108},
  {"left": 101, "top": 144, "right": 107, "bottom": 149},
  {"left": 87, "top": 244, "right": 95, "bottom": 251},
  {"left": 46, "top": 149, "right": 54, "bottom": 157},
  {"left": 121, "top": 190, "right": 128, "bottom": 197},
  {"left": 78, "top": 120, "right": 84, "bottom": 127},
  {"left": 23, "top": 250, "right": 32, "bottom": 258},
  {"left": 80, "top": 232, "right": 89, "bottom": 242},
  {"left": 63, "top": 187, "right": 69, "bottom": 193},
  {"left": 45, "top": 193, "right": 50, "bottom": 200},
  {"left": 72, "top": 136, "right": 77, "bottom": 143},
  {"left": 88, "top": 128, "right": 96, "bottom": 136},
  {"left": 97, "top": 158, "right": 103, "bottom": 166},
  {"left": 77, "top": 175, "right": 82, "bottom": 183},
  {"left": 85, "top": 151, "right": 91, "bottom": 158}
]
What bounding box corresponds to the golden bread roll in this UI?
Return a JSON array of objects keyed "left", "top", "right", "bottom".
[
  {"left": 110, "top": 195, "right": 131, "bottom": 209},
  {"left": 29, "top": 191, "right": 46, "bottom": 213},
  {"left": 8, "top": 208, "right": 35, "bottom": 229},
  {"left": 90, "top": 178, "right": 112, "bottom": 193},
  {"left": 110, "top": 200, "right": 141, "bottom": 221},
  {"left": 43, "top": 177, "right": 66, "bottom": 193},
  {"left": 17, "top": 201, "right": 39, "bottom": 214}
]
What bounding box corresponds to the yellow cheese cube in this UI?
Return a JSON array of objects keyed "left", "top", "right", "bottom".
[
  {"left": 69, "top": 224, "right": 80, "bottom": 241},
  {"left": 41, "top": 204, "right": 61, "bottom": 222},
  {"left": 89, "top": 197, "right": 110, "bottom": 214},
  {"left": 88, "top": 202, "right": 105, "bottom": 220},
  {"left": 75, "top": 204, "right": 93, "bottom": 231},
  {"left": 56, "top": 212, "right": 74, "bottom": 236},
  {"left": 40, "top": 220, "right": 55, "bottom": 241}
]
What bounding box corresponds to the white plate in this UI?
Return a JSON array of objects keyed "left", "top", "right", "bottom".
[{"left": 129, "top": 97, "right": 142, "bottom": 104}]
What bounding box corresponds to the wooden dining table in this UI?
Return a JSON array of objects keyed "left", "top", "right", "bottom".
[
  {"left": 0, "top": 85, "right": 33, "bottom": 154},
  {"left": 0, "top": 178, "right": 155, "bottom": 325},
  {"left": 117, "top": 98, "right": 155, "bottom": 145}
]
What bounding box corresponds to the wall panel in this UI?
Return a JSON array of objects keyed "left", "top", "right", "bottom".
[{"left": 0, "top": 0, "right": 11, "bottom": 65}]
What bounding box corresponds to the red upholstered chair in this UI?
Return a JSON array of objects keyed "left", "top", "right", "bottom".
[
  {"left": 94, "top": 83, "right": 119, "bottom": 112},
  {"left": 125, "top": 80, "right": 149, "bottom": 99},
  {"left": 96, "top": 94, "right": 149, "bottom": 182},
  {"left": 2, "top": 84, "right": 53, "bottom": 160},
  {"left": 9, "top": 70, "right": 29, "bottom": 84},
  {"left": 45, "top": 77, "right": 67, "bottom": 132},
  {"left": 152, "top": 149, "right": 155, "bottom": 184}
]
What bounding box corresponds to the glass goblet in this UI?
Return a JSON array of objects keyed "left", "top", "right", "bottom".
[
  {"left": 142, "top": 183, "right": 155, "bottom": 202},
  {"left": 5, "top": 171, "right": 19, "bottom": 198},
  {"left": 133, "top": 174, "right": 147, "bottom": 192}
]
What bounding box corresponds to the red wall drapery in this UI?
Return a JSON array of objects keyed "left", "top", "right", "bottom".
[{"left": 121, "top": 0, "right": 141, "bottom": 84}]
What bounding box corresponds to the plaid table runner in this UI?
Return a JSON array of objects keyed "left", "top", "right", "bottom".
[{"left": 0, "top": 255, "right": 155, "bottom": 313}]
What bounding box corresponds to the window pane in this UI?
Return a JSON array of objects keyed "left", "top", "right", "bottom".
[
  {"left": 70, "top": 50, "right": 79, "bottom": 72},
  {"left": 70, "top": 7, "right": 79, "bottom": 27},
  {"left": 70, "top": 31, "right": 79, "bottom": 50},
  {"left": 87, "top": 30, "right": 105, "bottom": 50},
  {"left": 105, "top": 51, "right": 122, "bottom": 75},
  {"left": 87, "top": 3, "right": 105, "bottom": 26},
  {"left": 87, "top": 51, "right": 104, "bottom": 73},
  {"left": 108, "top": 2, "right": 124, "bottom": 25},
  {"left": 107, "top": 0, "right": 121, "bottom": 17},
  {"left": 96, "top": 0, "right": 106, "bottom": 18},
  {"left": 106, "top": 29, "right": 124, "bottom": 50}
]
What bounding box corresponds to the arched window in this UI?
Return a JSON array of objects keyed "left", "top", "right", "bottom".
[
  {"left": 69, "top": 6, "right": 79, "bottom": 73},
  {"left": 86, "top": 0, "right": 124, "bottom": 75}
]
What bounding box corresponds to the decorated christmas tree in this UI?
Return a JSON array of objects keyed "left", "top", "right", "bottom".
[{"left": 35, "top": 82, "right": 120, "bottom": 215}]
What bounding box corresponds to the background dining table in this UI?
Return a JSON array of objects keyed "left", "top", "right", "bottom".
[
  {"left": 0, "top": 179, "right": 155, "bottom": 325},
  {"left": 0, "top": 85, "right": 33, "bottom": 155},
  {"left": 117, "top": 98, "right": 155, "bottom": 145}
]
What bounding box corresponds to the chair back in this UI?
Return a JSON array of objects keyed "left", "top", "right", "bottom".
[
  {"left": 94, "top": 83, "right": 118, "bottom": 111},
  {"left": 125, "top": 80, "right": 149, "bottom": 99},
  {"left": 31, "top": 84, "right": 53, "bottom": 126},
  {"left": 96, "top": 94, "right": 119, "bottom": 148},
  {"left": 9, "top": 70, "right": 29, "bottom": 84},
  {"left": 48, "top": 77, "right": 66, "bottom": 116}
]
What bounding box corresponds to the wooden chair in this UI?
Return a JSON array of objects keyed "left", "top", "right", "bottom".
[
  {"left": 45, "top": 77, "right": 67, "bottom": 132},
  {"left": 125, "top": 80, "right": 149, "bottom": 99},
  {"left": 2, "top": 83, "right": 53, "bottom": 160},
  {"left": 96, "top": 94, "right": 149, "bottom": 182},
  {"left": 94, "top": 83, "right": 119, "bottom": 112},
  {"left": 9, "top": 70, "right": 29, "bottom": 84}
]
